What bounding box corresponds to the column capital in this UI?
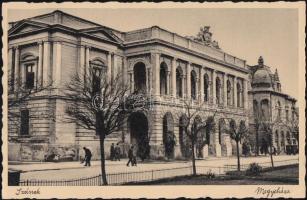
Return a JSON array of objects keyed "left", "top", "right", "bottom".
[
  {"left": 43, "top": 41, "right": 51, "bottom": 44},
  {"left": 13, "top": 45, "right": 19, "bottom": 50},
  {"left": 151, "top": 50, "right": 161, "bottom": 55},
  {"left": 37, "top": 41, "right": 44, "bottom": 46},
  {"left": 84, "top": 45, "right": 91, "bottom": 50}
]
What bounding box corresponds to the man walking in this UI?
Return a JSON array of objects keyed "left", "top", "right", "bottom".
[
  {"left": 83, "top": 147, "right": 92, "bottom": 167},
  {"left": 126, "top": 145, "right": 134, "bottom": 167},
  {"left": 115, "top": 143, "right": 121, "bottom": 161},
  {"left": 110, "top": 143, "right": 115, "bottom": 161}
]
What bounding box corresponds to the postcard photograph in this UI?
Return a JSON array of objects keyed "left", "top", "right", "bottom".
[{"left": 1, "top": 2, "right": 306, "bottom": 199}]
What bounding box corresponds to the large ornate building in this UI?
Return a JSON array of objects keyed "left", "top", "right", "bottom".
[{"left": 7, "top": 10, "right": 298, "bottom": 161}]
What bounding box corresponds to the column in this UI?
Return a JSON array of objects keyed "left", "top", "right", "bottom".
[
  {"left": 200, "top": 68, "right": 204, "bottom": 103},
  {"left": 166, "top": 71, "right": 170, "bottom": 95},
  {"left": 171, "top": 58, "right": 176, "bottom": 97},
  {"left": 148, "top": 68, "right": 153, "bottom": 94},
  {"left": 14, "top": 46, "right": 20, "bottom": 90},
  {"left": 186, "top": 62, "right": 191, "bottom": 99},
  {"left": 207, "top": 70, "right": 211, "bottom": 104},
  {"left": 107, "top": 52, "right": 112, "bottom": 81},
  {"left": 37, "top": 42, "right": 43, "bottom": 87},
  {"left": 85, "top": 46, "right": 90, "bottom": 80},
  {"left": 113, "top": 54, "right": 118, "bottom": 79},
  {"left": 154, "top": 53, "right": 160, "bottom": 96},
  {"left": 8, "top": 47, "right": 13, "bottom": 91},
  {"left": 233, "top": 77, "right": 237, "bottom": 108},
  {"left": 79, "top": 45, "right": 85, "bottom": 78},
  {"left": 223, "top": 73, "right": 228, "bottom": 107},
  {"left": 130, "top": 72, "right": 134, "bottom": 93},
  {"left": 53, "top": 42, "right": 62, "bottom": 88},
  {"left": 212, "top": 70, "right": 216, "bottom": 104},
  {"left": 182, "top": 75, "right": 186, "bottom": 98},
  {"left": 123, "top": 57, "right": 128, "bottom": 84},
  {"left": 243, "top": 79, "right": 248, "bottom": 109},
  {"left": 43, "top": 41, "right": 50, "bottom": 86},
  {"left": 195, "top": 77, "right": 199, "bottom": 101}
]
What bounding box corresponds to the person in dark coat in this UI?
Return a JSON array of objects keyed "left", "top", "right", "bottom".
[
  {"left": 83, "top": 147, "right": 92, "bottom": 167},
  {"left": 126, "top": 146, "right": 134, "bottom": 167},
  {"left": 115, "top": 143, "right": 121, "bottom": 161},
  {"left": 110, "top": 143, "right": 115, "bottom": 161}
]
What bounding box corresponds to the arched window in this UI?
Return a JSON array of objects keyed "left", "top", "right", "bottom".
[
  {"left": 176, "top": 67, "right": 183, "bottom": 97},
  {"left": 227, "top": 80, "right": 231, "bottom": 106},
  {"left": 191, "top": 70, "right": 197, "bottom": 100},
  {"left": 260, "top": 99, "right": 270, "bottom": 121},
  {"left": 281, "top": 131, "right": 285, "bottom": 148},
  {"left": 286, "top": 131, "right": 291, "bottom": 144},
  {"left": 237, "top": 82, "right": 241, "bottom": 107},
  {"left": 21, "top": 53, "right": 37, "bottom": 89},
  {"left": 90, "top": 59, "right": 106, "bottom": 94},
  {"left": 160, "top": 62, "right": 168, "bottom": 95},
  {"left": 218, "top": 119, "right": 226, "bottom": 145},
  {"left": 275, "top": 130, "right": 279, "bottom": 146},
  {"left": 134, "top": 62, "right": 146, "bottom": 93},
  {"left": 277, "top": 101, "right": 281, "bottom": 120},
  {"left": 204, "top": 74, "right": 209, "bottom": 102},
  {"left": 253, "top": 100, "right": 259, "bottom": 120},
  {"left": 216, "top": 77, "right": 221, "bottom": 104}
]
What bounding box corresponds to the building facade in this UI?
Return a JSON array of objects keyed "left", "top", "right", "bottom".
[{"left": 7, "top": 10, "right": 297, "bottom": 161}]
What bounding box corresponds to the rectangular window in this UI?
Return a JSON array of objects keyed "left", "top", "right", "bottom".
[
  {"left": 26, "top": 64, "right": 35, "bottom": 89},
  {"left": 286, "top": 110, "right": 289, "bottom": 121},
  {"left": 20, "top": 109, "right": 29, "bottom": 136}
]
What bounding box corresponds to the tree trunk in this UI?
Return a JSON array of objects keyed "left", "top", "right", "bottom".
[
  {"left": 191, "top": 140, "right": 196, "bottom": 176},
  {"left": 270, "top": 145, "right": 274, "bottom": 168},
  {"left": 256, "top": 127, "right": 259, "bottom": 156},
  {"left": 99, "top": 133, "right": 108, "bottom": 185},
  {"left": 236, "top": 141, "right": 241, "bottom": 171}
]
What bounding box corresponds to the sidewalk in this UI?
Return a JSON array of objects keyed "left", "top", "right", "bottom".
[
  {"left": 9, "top": 160, "right": 126, "bottom": 172},
  {"left": 8, "top": 158, "right": 190, "bottom": 173},
  {"left": 8, "top": 155, "right": 298, "bottom": 173}
]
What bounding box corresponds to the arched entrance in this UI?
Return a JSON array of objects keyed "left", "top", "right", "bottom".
[
  {"left": 179, "top": 114, "right": 191, "bottom": 158},
  {"left": 129, "top": 112, "right": 149, "bottom": 160},
  {"left": 193, "top": 115, "right": 203, "bottom": 158},
  {"left": 134, "top": 62, "right": 146, "bottom": 93},
  {"left": 163, "top": 112, "right": 175, "bottom": 159}
]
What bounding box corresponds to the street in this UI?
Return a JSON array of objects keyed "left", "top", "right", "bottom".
[{"left": 9, "top": 155, "right": 298, "bottom": 181}]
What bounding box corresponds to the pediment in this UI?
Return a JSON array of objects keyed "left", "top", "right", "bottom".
[
  {"left": 9, "top": 20, "right": 48, "bottom": 36},
  {"left": 81, "top": 28, "right": 122, "bottom": 43}
]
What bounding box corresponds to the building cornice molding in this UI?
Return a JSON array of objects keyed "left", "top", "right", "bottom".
[{"left": 124, "top": 38, "right": 250, "bottom": 74}]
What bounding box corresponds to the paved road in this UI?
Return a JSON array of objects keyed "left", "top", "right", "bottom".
[{"left": 11, "top": 155, "right": 298, "bottom": 181}]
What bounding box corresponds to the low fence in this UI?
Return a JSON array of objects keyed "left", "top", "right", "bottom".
[
  {"left": 224, "top": 158, "right": 299, "bottom": 172},
  {"left": 18, "top": 158, "right": 299, "bottom": 186}
]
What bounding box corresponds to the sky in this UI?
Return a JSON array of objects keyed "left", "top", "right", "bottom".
[{"left": 7, "top": 7, "right": 299, "bottom": 99}]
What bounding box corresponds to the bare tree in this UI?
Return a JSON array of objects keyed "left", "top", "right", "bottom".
[
  {"left": 280, "top": 111, "right": 299, "bottom": 147},
  {"left": 8, "top": 70, "right": 53, "bottom": 127},
  {"left": 225, "top": 119, "right": 248, "bottom": 171},
  {"left": 260, "top": 122, "right": 276, "bottom": 168},
  {"left": 176, "top": 99, "right": 216, "bottom": 176},
  {"left": 63, "top": 69, "right": 148, "bottom": 185}
]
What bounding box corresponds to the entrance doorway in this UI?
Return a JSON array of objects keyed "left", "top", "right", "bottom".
[{"left": 129, "top": 112, "right": 149, "bottom": 160}]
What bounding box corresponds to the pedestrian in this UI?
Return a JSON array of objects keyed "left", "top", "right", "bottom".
[
  {"left": 126, "top": 145, "right": 134, "bottom": 167},
  {"left": 115, "top": 143, "right": 121, "bottom": 161},
  {"left": 110, "top": 143, "right": 115, "bottom": 161},
  {"left": 83, "top": 147, "right": 92, "bottom": 167},
  {"left": 132, "top": 156, "right": 137, "bottom": 166}
]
